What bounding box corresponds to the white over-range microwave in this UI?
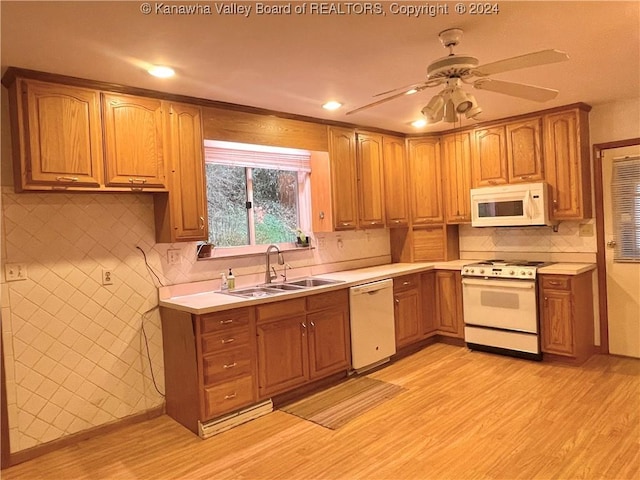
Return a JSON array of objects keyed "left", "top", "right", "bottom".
[{"left": 470, "top": 182, "right": 552, "bottom": 227}]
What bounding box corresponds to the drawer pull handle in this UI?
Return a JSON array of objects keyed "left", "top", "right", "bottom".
[
  {"left": 548, "top": 281, "right": 561, "bottom": 286},
  {"left": 223, "top": 362, "right": 237, "bottom": 369},
  {"left": 520, "top": 175, "right": 531, "bottom": 180},
  {"left": 56, "top": 176, "right": 78, "bottom": 182},
  {"left": 224, "top": 393, "right": 237, "bottom": 400},
  {"left": 403, "top": 281, "right": 411, "bottom": 286},
  {"left": 221, "top": 338, "right": 235, "bottom": 344},
  {"left": 220, "top": 319, "right": 234, "bottom": 324},
  {"left": 128, "top": 178, "right": 147, "bottom": 184},
  {"left": 200, "top": 216, "right": 205, "bottom": 230}
]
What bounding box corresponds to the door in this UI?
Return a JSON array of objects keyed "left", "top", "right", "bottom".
[{"left": 602, "top": 145, "right": 640, "bottom": 358}]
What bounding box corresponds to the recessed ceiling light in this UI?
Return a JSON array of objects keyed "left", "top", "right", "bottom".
[
  {"left": 405, "top": 89, "right": 418, "bottom": 95},
  {"left": 412, "top": 119, "right": 427, "bottom": 128},
  {"left": 148, "top": 65, "right": 175, "bottom": 78},
  {"left": 322, "top": 101, "right": 343, "bottom": 111}
]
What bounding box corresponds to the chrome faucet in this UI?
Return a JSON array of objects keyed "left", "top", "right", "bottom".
[{"left": 264, "top": 244, "right": 284, "bottom": 284}]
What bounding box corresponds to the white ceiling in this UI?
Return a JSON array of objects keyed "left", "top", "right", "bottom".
[{"left": 2, "top": 1, "right": 639, "bottom": 133}]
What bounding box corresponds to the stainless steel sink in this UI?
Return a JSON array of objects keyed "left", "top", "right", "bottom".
[
  {"left": 284, "top": 277, "right": 344, "bottom": 288},
  {"left": 222, "top": 287, "right": 283, "bottom": 298},
  {"left": 261, "top": 283, "right": 306, "bottom": 291}
]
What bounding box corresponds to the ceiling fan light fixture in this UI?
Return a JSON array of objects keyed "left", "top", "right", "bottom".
[
  {"left": 421, "top": 94, "right": 445, "bottom": 122},
  {"left": 450, "top": 86, "right": 473, "bottom": 113},
  {"left": 465, "top": 94, "right": 482, "bottom": 119},
  {"left": 444, "top": 100, "right": 458, "bottom": 123}
]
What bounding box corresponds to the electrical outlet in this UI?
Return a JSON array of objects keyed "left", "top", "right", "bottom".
[
  {"left": 167, "top": 249, "right": 181, "bottom": 265},
  {"left": 579, "top": 223, "right": 594, "bottom": 237},
  {"left": 5, "top": 263, "right": 27, "bottom": 282},
  {"left": 317, "top": 237, "right": 326, "bottom": 249},
  {"left": 102, "top": 269, "right": 113, "bottom": 285}
]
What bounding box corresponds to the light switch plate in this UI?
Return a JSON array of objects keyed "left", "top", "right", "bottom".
[
  {"left": 5, "top": 263, "right": 27, "bottom": 281},
  {"left": 167, "top": 249, "right": 181, "bottom": 265},
  {"left": 579, "top": 223, "right": 594, "bottom": 237}
]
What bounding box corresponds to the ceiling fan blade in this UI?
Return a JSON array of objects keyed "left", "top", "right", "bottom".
[
  {"left": 346, "top": 84, "right": 430, "bottom": 115},
  {"left": 373, "top": 81, "right": 425, "bottom": 97},
  {"left": 474, "top": 78, "right": 559, "bottom": 102},
  {"left": 473, "top": 49, "right": 569, "bottom": 76}
]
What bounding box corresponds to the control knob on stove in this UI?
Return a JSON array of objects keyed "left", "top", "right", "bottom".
[
  {"left": 520, "top": 270, "right": 526, "bottom": 276},
  {"left": 509, "top": 270, "right": 515, "bottom": 275},
  {"left": 528, "top": 271, "right": 533, "bottom": 276},
  {"left": 479, "top": 269, "right": 485, "bottom": 274}
]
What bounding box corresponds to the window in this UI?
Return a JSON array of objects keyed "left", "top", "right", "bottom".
[
  {"left": 204, "top": 140, "right": 311, "bottom": 252},
  {"left": 611, "top": 155, "right": 640, "bottom": 262}
]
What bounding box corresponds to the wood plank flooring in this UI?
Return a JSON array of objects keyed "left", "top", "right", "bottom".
[{"left": 4, "top": 344, "right": 639, "bottom": 479}]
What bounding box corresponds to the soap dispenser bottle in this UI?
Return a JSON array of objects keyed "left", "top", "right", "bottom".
[
  {"left": 220, "top": 273, "right": 228, "bottom": 291},
  {"left": 227, "top": 268, "right": 235, "bottom": 290}
]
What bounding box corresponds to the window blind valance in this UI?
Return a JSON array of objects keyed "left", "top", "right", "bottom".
[{"left": 204, "top": 139, "right": 311, "bottom": 172}]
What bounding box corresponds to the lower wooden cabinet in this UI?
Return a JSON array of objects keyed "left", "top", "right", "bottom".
[
  {"left": 256, "top": 290, "right": 350, "bottom": 398},
  {"left": 540, "top": 272, "right": 594, "bottom": 362},
  {"left": 393, "top": 274, "right": 422, "bottom": 349},
  {"left": 420, "top": 271, "right": 438, "bottom": 336},
  {"left": 435, "top": 270, "right": 464, "bottom": 338}
]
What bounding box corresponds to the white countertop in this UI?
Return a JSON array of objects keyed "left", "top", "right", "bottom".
[{"left": 158, "top": 259, "right": 596, "bottom": 315}]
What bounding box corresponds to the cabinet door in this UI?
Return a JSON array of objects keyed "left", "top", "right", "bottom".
[
  {"left": 506, "top": 117, "right": 544, "bottom": 183},
  {"left": 102, "top": 93, "right": 166, "bottom": 188},
  {"left": 356, "top": 132, "right": 385, "bottom": 228},
  {"left": 543, "top": 109, "right": 592, "bottom": 220},
  {"left": 435, "top": 270, "right": 463, "bottom": 338},
  {"left": 19, "top": 79, "right": 103, "bottom": 188},
  {"left": 473, "top": 126, "right": 508, "bottom": 187},
  {"left": 394, "top": 289, "right": 422, "bottom": 348},
  {"left": 442, "top": 131, "right": 472, "bottom": 223},
  {"left": 167, "top": 102, "right": 208, "bottom": 241},
  {"left": 407, "top": 137, "right": 443, "bottom": 224},
  {"left": 541, "top": 289, "right": 574, "bottom": 356},
  {"left": 307, "top": 307, "right": 350, "bottom": 379},
  {"left": 420, "top": 271, "right": 437, "bottom": 336},
  {"left": 382, "top": 135, "right": 409, "bottom": 227},
  {"left": 256, "top": 316, "right": 308, "bottom": 398},
  {"left": 328, "top": 127, "right": 358, "bottom": 230}
]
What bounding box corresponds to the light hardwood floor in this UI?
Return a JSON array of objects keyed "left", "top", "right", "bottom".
[{"left": 4, "top": 343, "right": 639, "bottom": 479}]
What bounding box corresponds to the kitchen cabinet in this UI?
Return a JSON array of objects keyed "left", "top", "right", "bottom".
[
  {"left": 472, "top": 125, "right": 508, "bottom": 187},
  {"left": 256, "top": 290, "right": 350, "bottom": 398},
  {"left": 102, "top": 92, "right": 167, "bottom": 189},
  {"left": 539, "top": 272, "right": 594, "bottom": 362},
  {"left": 435, "top": 270, "right": 464, "bottom": 338},
  {"left": 389, "top": 225, "right": 460, "bottom": 263},
  {"left": 9, "top": 78, "right": 104, "bottom": 190},
  {"left": 442, "top": 131, "right": 472, "bottom": 223},
  {"left": 356, "top": 132, "right": 386, "bottom": 228},
  {"left": 382, "top": 134, "right": 410, "bottom": 227},
  {"left": 543, "top": 107, "right": 592, "bottom": 220},
  {"left": 407, "top": 137, "right": 444, "bottom": 224},
  {"left": 159, "top": 306, "right": 257, "bottom": 434},
  {"left": 155, "top": 102, "right": 208, "bottom": 243},
  {"left": 420, "top": 271, "right": 438, "bottom": 336},
  {"left": 327, "top": 126, "right": 359, "bottom": 230},
  {"left": 393, "top": 274, "right": 422, "bottom": 349},
  {"left": 506, "top": 117, "right": 544, "bottom": 183}
]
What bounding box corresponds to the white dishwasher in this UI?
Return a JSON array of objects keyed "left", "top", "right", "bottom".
[{"left": 349, "top": 279, "right": 396, "bottom": 372}]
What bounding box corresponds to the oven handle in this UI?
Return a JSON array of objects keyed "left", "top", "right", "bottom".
[{"left": 462, "top": 278, "right": 535, "bottom": 290}]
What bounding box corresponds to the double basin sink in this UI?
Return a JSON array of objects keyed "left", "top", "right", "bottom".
[{"left": 222, "top": 277, "right": 343, "bottom": 299}]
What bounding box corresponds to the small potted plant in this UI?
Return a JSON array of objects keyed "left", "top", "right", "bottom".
[{"left": 295, "top": 228, "right": 310, "bottom": 247}]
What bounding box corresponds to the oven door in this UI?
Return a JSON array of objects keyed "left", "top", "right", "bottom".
[{"left": 461, "top": 278, "right": 538, "bottom": 333}]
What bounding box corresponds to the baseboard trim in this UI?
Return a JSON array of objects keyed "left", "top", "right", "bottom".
[{"left": 5, "top": 404, "right": 165, "bottom": 468}]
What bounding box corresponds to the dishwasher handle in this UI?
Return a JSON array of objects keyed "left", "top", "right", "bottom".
[{"left": 350, "top": 279, "right": 393, "bottom": 295}]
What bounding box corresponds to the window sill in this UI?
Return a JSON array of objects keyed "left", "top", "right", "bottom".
[{"left": 197, "top": 243, "right": 314, "bottom": 261}]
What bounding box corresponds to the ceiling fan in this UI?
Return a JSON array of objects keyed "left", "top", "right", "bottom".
[{"left": 346, "top": 28, "right": 569, "bottom": 123}]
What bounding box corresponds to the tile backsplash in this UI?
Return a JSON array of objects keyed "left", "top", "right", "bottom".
[{"left": 0, "top": 187, "right": 390, "bottom": 453}]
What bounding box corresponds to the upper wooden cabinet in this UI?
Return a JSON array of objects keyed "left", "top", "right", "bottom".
[
  {"left": 442, "top": 131, "right": 472, "bottom": 223},
  {"left": 382, "top": 135, "right": 409, "bottom": 227},
  {"left": 327, "top": 127, "right": 359, "bottom": 230},
  {"left": 102, "top": 93, "right": 167, "bottom": 189},
  {"left": 155, "top": 102, "right": 208, "bottom": 243},
  {"left": 356, "top": 132, "right": 385, "bottom": 228},
  {"left": 407, "top": 137, "right": 443, "bottom": 225},
  {"left": 10, "top": 79, "right": 104, "bottom": 190},
  {"left": 543, "top": 107, "right": 592, "bottom": 220},
  {"left": 472, "top": 125, "right": 508, "bottom": 187},
  {"left": 506, "top": 117, "right": 544, "bottom": 183}
]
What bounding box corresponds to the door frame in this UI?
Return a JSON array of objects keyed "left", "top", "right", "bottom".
[{"left": 592, "top": 137, "right": 640, "bottom": 354}]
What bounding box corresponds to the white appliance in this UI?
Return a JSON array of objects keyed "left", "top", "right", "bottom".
[
  {"left": 349, "top": 279, "right": 396, "bottom": 372},
  {"left": 470, "top": 182, "right": 552, "bottom": 227},
  {"left": 462, "top": 260, "right": 549, "bottom": 360}
]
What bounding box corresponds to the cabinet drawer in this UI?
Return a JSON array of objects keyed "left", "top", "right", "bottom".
[
  {"left": 203, "top": 375, "right": 255, "bottom": 419},
  {"left": 202, "top": 348, "right": 252, "bottom": 385},
  {"left": 200, "top": 308, "right": 251, "bottom": 334},
  {"left": 394, "top": 274, "right": 420, "bottom": 292},
  {"left": 541, "top": 276, "right": 571, "bottom": 291},
  {"left": 256, "top": 298, "right": 306, "bottom": 322},
  {"left": 201, "top": 328, "right": 249, "bottom": 354},
  {"left": 306, "top": 289, "right": 348, "bottom": 312}
]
